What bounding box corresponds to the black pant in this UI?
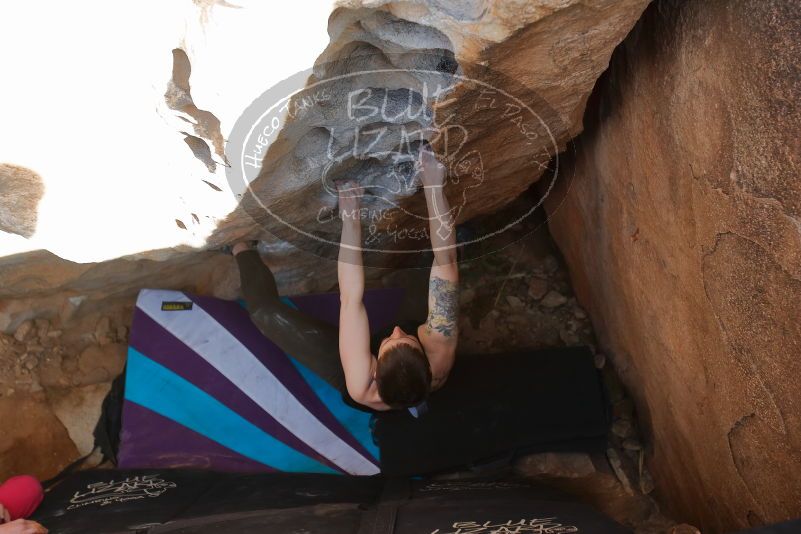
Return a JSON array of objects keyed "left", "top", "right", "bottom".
[{"left": 235, "top": 250, "right": 346, "bottom": 391}]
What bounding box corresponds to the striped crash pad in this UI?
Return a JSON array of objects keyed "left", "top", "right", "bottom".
[{"left": 117, "top": 288, "right": 404, "bottom": 476}]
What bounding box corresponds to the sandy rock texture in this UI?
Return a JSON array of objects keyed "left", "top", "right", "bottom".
[
  {"left": 0, "top": 165, "right": 43, "bottom": 239},
  {"left": 220, "top": 0, "right": 650, "bottom": 264},
  {"left": 545, "top": 1, "right": 801, "bottom": 532},
  {"left": 0, "top": 0, "right": 647, "bottom": 265}
]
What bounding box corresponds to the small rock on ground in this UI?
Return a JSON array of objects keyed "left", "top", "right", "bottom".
[
  {"left": 116, "top": 325, "right": 129, "bottom": 342},
  {"left": 623, "top": 438, "right": 642, "bottom": 451},
  {"left": 559, "top": 327, "right": 580, "bottom": 345},
  {"left": 516, "top": 452, "right": 596, "bottom": 479},
  {"left": 94, "top": 316, "right": 112, "bottom": 345},
  {"left": 594, "top": 352, "right": 607, "bottom": 369},
  {"left": 606, "top": 448, "right": 635, "bottom": 495},
  {"left": 612, "top": 418, "right": 635, "bottom": 439},
  {"left": 540, "top": 290, "right": 568, "bottom": 308},
  {"left": 14, "top": 320, "right": 34, "bottom": 342},
  {"left": 543, "top": 255, "right": 559, "bottom": 273},
  {"left": 527, "top": 278, "right": 548, "bottom": 300},
  {"left": 505, "top": 295, "right": 525, "bottom": 309},
  {"left": 612, "top": 398, "right": 635, "bottom": 419},
  {"left": 639, "top": 469, "right": 655, "bottom": 494},
  {"left": 34, "top": 318, "right": 50, "bottom": 339}
]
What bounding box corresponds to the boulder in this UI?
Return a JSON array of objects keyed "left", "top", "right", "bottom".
[
  {"left": 0, "top": 0, "right": 651, "bottom": 300},
  {"left": 0, "top": 165, "right": 43, "bottom": 239},
  {"left": 47, "top": 383, "right": 113, "bottom": 456},
  {"left": 76, "top": 344, "right": 126, "bottom": 386},
  {"left": 219, "top": 0, "right": 651, "bottom": 266},
  {"left": 545, "top": 1, "right": 801, "bottom": 531},
  {"left": 2, "top": 0, "right": 649, "bottom": 265},
  {"left": 0, "top": 392, "right": 79, "bottom": 481}
]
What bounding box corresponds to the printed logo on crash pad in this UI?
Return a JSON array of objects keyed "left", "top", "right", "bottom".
[
  {"left": 419, "top": 481, "right": 528, "bottom": 493},
  {"left": 429, "top": 518, "right": 579, "bottom": 534},
  {"left": 161, "top": 301, "right": 193, "bottom": 311},
  {"left": 67, "top": 474, "right": 177, "bottom": 510}
]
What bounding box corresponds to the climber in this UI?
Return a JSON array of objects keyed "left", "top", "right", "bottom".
[
  {"left": 230, "top": 147, "right": 458, "bottom": 411},
  {"left": 337, "top": 147, "right": 459, "bottom": 410}
]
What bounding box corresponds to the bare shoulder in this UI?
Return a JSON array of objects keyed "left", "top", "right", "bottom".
[
  {"left": 418, "top": 324, "right": 456, "bottom": 391},
  {"left": 357, "top": 376, "right": 392, "bottom": 411}
]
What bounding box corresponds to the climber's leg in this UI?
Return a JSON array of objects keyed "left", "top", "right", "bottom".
[{"left": 234, "top": 247, "right": 346, "bottom": 391}]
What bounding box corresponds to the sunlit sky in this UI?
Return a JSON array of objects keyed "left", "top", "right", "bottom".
[{"left": 0, "top": 0, "right": 334, "bottom": 262}]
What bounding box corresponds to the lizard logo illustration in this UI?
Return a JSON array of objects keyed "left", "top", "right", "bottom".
[
  {"left": 430, "top": 517, "right": 579, "bottom": 534},
  {"left": 67, "top": 474, "right": 177, "bottom": 509}
]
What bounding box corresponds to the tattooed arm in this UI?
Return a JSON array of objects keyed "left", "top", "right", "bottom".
[{"left": 419, "top": 149, "right": 459, "bottom": 390}]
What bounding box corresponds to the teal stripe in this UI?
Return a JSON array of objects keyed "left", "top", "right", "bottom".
[
  {"left": 288, "top": 357, "right": 380, "bottom": 461},
  {"left": 125, "top": 348, "right": 337, "bottom": 474},
  {"left": 281, "top": 297, "right": 380, "bottom": 462}
]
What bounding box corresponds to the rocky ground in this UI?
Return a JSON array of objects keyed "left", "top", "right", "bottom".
[
  {"left": 0, "top": 250, "right": 241, "bottom": 479},
  {"left": 0, "top": 307, "right": 130, "bottom": 478}
]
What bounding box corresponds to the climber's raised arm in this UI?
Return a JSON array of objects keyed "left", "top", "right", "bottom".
[
  {"left": 337, "top": 183, "right": 390, "bottom": 411},
  {"left": 418, "top": 149, "right": 459, "bottom": 391},
  {"left": 420, "top": 149, "right": 458, "bottom": 268}
]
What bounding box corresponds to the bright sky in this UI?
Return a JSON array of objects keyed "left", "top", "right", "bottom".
[{"left": 0, "top": 0, "right": 334, "bottom": 262}]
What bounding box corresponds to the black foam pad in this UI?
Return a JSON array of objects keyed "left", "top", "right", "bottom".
[{"left": 375, "top": 347, "right": 609, "bottom": 476}]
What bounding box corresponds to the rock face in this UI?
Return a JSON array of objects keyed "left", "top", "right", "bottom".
[
  {"left": 0, "top": 164, "right": 43, "bottom": 239},
  {"left": 0, "top": 0, "right": 648, "bottom": 264},
  {"left": 545, "top": 1, "right": 801, "bottom": 531},
  {"left": 220, "top": 0, "right": 651, "bottom": 266},
  {"left": 0, "top": 393, "right": 79, "bottom": 480}
]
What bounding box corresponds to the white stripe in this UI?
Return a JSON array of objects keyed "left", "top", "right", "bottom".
[{"left": 136, "top": 289, "right": 379, "bottom": 475}]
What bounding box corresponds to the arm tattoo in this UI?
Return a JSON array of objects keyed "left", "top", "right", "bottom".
[{"left": 425, "top": 277, "right": 459, "bottom": 337}]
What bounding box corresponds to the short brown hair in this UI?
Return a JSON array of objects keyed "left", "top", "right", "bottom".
[{"left": 375, "top": 344, "right": 432, "bottom": 409}]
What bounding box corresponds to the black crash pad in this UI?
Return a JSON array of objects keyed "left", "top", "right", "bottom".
[
  {"left": 374, "top": 347, "right": 609, "bottom": 476},
  {"left": 34, "top": 469, "right": 630, "bottom": 533}
]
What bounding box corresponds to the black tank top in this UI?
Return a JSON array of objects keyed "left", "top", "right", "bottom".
[
  {"left": 343, "top": 318, "right": 427, "bottom": 415},
  {"left": 371, "top": 319, "right": 430, "bottom": 418}
]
